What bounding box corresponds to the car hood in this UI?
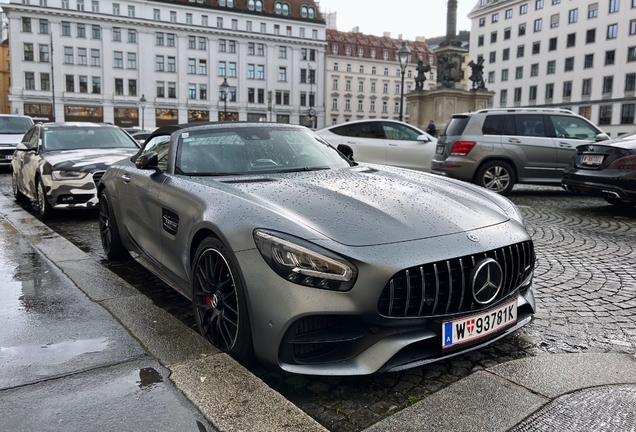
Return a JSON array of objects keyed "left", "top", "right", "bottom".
[
  {"left": 0, "top": 135, "right": 24, "bottom": 145},
  {"left": 43, "top": 148, "right": 138, "bottom": 172},
  {"left": 195, "top": 165, "right": 511, "bottom": 247}
]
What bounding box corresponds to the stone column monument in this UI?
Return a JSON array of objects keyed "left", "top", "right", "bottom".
[{"left": 407, "top": 1, "right": 494, "bottom": 135}]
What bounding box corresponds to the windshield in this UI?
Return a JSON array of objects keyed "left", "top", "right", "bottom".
[
  {"left": 176, "top": 126, "right": 352, "bottom": 175},
  {"left": 0, "top": 117, "right": 33, "bottom": 134},
  {"left": 43, "top": 127, "right": 139, "bottom": 151}
]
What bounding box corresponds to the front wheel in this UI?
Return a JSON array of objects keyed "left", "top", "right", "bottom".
[
  {"left": 98, "top": 189, "right": 130, "bottom": 260},
  {"left": 191, "top": 237, "right": 254, "bottom": 363},
  {"left": 475, "top": 160, "right": 516, "bottom": 194},
  {"left": 604, "top": 197, "right": 636, "bottom": 208},
  {"left": 36, "top": 177, "right": 53, "bottom": 219}
]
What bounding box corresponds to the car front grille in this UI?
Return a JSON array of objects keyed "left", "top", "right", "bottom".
[
  {"left": 293, "top": 315, "right": 342, "bottom": 360},
  {"left": 92, "top": 170, "right": 105, "bottom": 186},
  {"left": 377, "top": 240, "right": 534, "bottom": 318}
]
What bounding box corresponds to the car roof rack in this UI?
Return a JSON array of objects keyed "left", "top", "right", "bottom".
[{"left": 475, "top": 108, "right": 574, "bottom": 114}]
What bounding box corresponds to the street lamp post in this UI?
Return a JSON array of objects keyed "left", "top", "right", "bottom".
[
  {"left": 267, "top": 90, "right": 273, "bottom": 122},
  {"left": 397, "top": 41, "right": 411, "bottom": 122},
  {"left": 139, "top": 94, "right": 147, "bottom": 130},
  {"left": 220, "top": 78, "right": 230, "bottom": 121}
]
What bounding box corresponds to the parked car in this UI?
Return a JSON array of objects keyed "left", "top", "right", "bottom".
[
  {"left": 11, "top": 123, "right": 140, "bottom": 218},
  {"left": 98, "top": 122, "right": 536, "bottom": 375},
  {"left": 316, "top": 119, "right": 437, "bottom": 172},
  {"left": 121, "top": 127, "right": 143, "bottom": 136},
  {"left": 431, "top": 108, "right": 609, "bottom": 194},
  {"left": 0, "top": 115, "right": 35, "bottom": 167},
  {"left": 129, "top": 131, "right": 151, "bottom": 143},
  {"left": 562, "top": 138, "right": 636, "bottom": 207}
]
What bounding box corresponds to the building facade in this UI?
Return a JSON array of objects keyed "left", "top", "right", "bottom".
[
  {"left": 0, "top": 39, "right": 10, "bottom": 114},
  {"left": 4, "top": 0, "right": 326, "bottom": 129},
  {"left": 325, "top": 29, "right": 436, "bottom": 126},
  {"left": 468, "top": 0, "right": 636, "bottom": 137}
]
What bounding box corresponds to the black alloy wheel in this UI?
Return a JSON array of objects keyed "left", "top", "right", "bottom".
[
  {"left": 36, "top": 177, "right": 53, "bottom": 219},
  {"left": 192, "top": 237, "right": 253, "bottom": 362},
  {"left": 475, "top": 160, "right": 516, "bottom": 194},
  {"left": 98, "top": 189, "right": 130, "bottom": 260}
]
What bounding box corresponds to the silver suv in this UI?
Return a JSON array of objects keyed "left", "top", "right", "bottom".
[
  {"left": 431, "top": 108, "right": 609, "bottom": 193},
  {"left": 0, "top": 115, "right": 34, "bottom": 166}
]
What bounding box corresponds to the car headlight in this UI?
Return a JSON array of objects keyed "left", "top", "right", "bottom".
[
  {"left": 51, "top": 170, "right": 88, "bottom": 180},
  {"left": 254, "top": 230, "right": 357, "bottom": 291}
]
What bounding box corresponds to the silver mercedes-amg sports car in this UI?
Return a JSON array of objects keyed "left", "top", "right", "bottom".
[{"left": 98, "top": 122, "right": 536, "bottom": 376}]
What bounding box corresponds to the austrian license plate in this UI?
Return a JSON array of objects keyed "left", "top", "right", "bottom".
[
  {"left": 4, "top": 155, "right": 12, "bottom": 160},
  {"left": 442, "top": 299, "right": 517, "bottom": 348},
  {"left": 436, "top": 146, "right": 444, "bottom": 155},
  {"left": 581, "top": 155, "right": 604, "bottom": 165}
]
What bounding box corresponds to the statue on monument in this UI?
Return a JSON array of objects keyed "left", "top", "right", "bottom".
[
  {"left": 468, "top": 58, "right": 486, "bottom": 91},
  {"left": 414, "top": 59, "right": 431, "bottom": 91},
  {"left": 436, "top": 53, "right": 462, "bottom": 88}
]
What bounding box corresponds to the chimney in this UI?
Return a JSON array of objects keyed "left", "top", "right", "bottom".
[
  {"left": 351, "top": 26, "right": 359, "bottom": 33},
  {"left": 383, "top": 31, "right": 391, "bottom": 38},
  {"left": 398, "top": 34, "right": 402, "bottom": 40}
]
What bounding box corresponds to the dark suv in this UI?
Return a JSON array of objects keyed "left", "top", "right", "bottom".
[{"left": 431, "top": 108, "right": 609, "bottom": 194}]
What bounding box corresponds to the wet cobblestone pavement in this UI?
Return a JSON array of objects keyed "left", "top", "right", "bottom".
[{"left": 2, "top": 169, "right": 635, "bottom": 432}]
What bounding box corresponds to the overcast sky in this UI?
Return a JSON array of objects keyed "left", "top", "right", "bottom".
[{"left": 317, "top": 0, "right": 474, "bottom": 40}]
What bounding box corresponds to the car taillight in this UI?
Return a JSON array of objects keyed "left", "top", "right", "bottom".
[
  {"left": 450, "top": 141, "right": 476, "bottom": 156},
  {"left": 608, "top": 155, "right": 636, "bottom": 169}
]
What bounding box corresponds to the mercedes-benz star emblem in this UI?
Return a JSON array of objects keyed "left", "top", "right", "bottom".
[
  {"left": 471, "top": 258, "right": 503, "bottom": 305},
  {"left": 211, "top": 293, "right": 220, "bottom": 308}
]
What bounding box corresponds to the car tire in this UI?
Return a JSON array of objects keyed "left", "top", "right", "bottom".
[
  {"left": 12, "top": 171, "right": 28, "bottom": 202},
  {"left": 36, "top": 176, "right": 53, "bottom": 219},
  {"left": 475, "top": 160, "right": 516, "bottom": 195},
  {"left": 604, "top": 197, "right": 636, "bottom": 208},
  {"left": 191, "top": 237, "right": 254, "bottom": 364},
  {"left": 98, "top": 189, "right": 130, "bottom": 260}
]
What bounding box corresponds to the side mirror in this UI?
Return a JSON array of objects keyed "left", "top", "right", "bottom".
[
  {"left": 337, "top": 144, "right": 354, "bottom": 161},
  {"left": 416, "top": 134, "right": 430, "bottom": 142},
  {"left": 135, "top": 151, "right": 162, "bottom": 172},
  {"left": 16, "top": 142, "right": 33, "bottom": 151},
  {"left": 595, "top": 133, "right": 610, "bottom": 142}
]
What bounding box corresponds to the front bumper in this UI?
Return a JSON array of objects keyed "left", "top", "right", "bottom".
[
  {"left": 41, "top": 173, "right": 101, "bottom": 210},
  {"left": 236, "top": 220, "right": 536, "bottom": 375}
]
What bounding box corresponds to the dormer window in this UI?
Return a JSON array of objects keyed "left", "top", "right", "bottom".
[
  {"left": 345, "top": 46, "right": 351, "bottom": 55},
  {"left": 358, "top": 47, "right": 363, "bottom": 57},
  {"left": 332, "top": 44, "right": 338, "bottom": 54},
  {"left": 301, "top": 5, "right": 315, "bottom": 19},
  {"left": 248, "top": 0, "right": 254, "bottom": 9}
]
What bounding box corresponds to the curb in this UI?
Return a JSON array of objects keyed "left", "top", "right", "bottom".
[{"left": 0, "top": 194, "right": 326, "bottom": 432}]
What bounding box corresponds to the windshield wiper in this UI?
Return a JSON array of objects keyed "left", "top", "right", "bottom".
[
  {"left": 191, "top": 172, "right": 251, "bottom": 176},
  {"left": 276, "top": 166, "right": 332, "bottom": 173}
]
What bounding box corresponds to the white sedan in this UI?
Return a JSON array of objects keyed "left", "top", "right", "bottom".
[{"left": 316, "top": 119, "right": 437, "bottom": 172}]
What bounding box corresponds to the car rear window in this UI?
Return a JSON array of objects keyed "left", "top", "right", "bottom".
[
  {"left": 443, "top": 116, "right": 470, "bottom": 136},
  {"left": 0, "top": 117, "right": 33, "bottom": 134}
]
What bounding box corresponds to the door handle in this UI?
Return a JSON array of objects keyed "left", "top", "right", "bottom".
[
  {"left": 558, "top": 142, "right": 573, "bottom": 148},
  {"left": 346, "top": 141, "right": 356, "bottom": 144},
  {"left": 121, "top": 173, "right": 131, "bottom": 184},
  {"left": 508, "top": 138, "right": 521, "bottom": 143},
  {"left": 388, "top": 143, "right": 398, "bottom": 146}
]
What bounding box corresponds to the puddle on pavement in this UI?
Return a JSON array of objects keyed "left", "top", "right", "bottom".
[
  {"left": 0, "top": 339, "right": 110, "bottom": 365},
  {"left": 137, "top": 367, "right": 164, "bottom": 389}
]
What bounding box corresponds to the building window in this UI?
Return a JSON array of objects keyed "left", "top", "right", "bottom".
[
  {"left": 219, "top": 62, "right": 226, "bottom": 76},
  {"left": 514, "top": 88, "right": 522, "bottom": 102},
  {"left": 91, "top": 49, "right": 100, "bottom": 66},
  {"left": 64, "top": 46, "right": 73, "bottom": 63},
  {"left": 219, "top": 40, "right": 226, "bottom": 52},
  {"left": 156, "top": 56, "right": 165, "bottom": 72},
  {"left": 187, "top": 13, "right": 193, "bottom": 25},
  {"left": 199, "top": 86, "right": 208, "bottom": 101},
  {"left": 588, "top": 3, "right": 598, "bottom": 18},
  {"left": 532, "top": 42, "right": 540, "bottom": 54},
  {"left": 491, "top": 32, "right": 497, "bottom": 43},
  {"left": 501, "top": 69, "right": 509, "bottom": 81},
  {"left": 584, "top": 54, "right": 594, "bottom": 68},
  {"left": 631, "top": 19, "right": 636, "bottom": 35},
  {"left": 607, "top": 24, "right": 618, "bottom": 39},
  {"left": 359, "top": 81, "right": 365, "bottom": 92},
  {"left": 580, "top": 106, "right": 591, "bottom": 119},
  {"left": 248, "top": 64, "right": 255, "bottom": 79},
  {"left": 62, "top": 21, "right": 71, "bottom": 36},
  {"left": 520, "top": 4, "right": 528, "bottom": 14},
  {"left": 609, "top": 0, "right": 619, "bottom": 13},
  {"left": 113, "top": 28, "right": 121, "bottom": 41},
  {"left": 189, "top": 84, "right": 196, "bottom": 99},
  {"left": 332, "top": 98, "right": 338, "bottom": 110},
  {"left": 114, "top": 51, "right": 123, "bottom": 68},
  {"left": 279, "top": 46, "right": 287, "bottom": 58},
  {"left": 257, "top": 44, "right": 264, "bottom": 56},
  {"left": 605, "top": 50, "right": 616, "bottom": 65},
  {"left": 112, "top": 2, "right": 119, "bottom": 14},
  {"left": 599, "top": 105, "right": 612, "bottom": 125},
  {"left": 489, "top": 51, "right": 496, "bottom": 63},
  {"left": 478, "top": 36, "right": 484, "bottom": 46},
  {"left": 621, "top": 104, "right": 635, "bottom": 124},
  {"left": 65, "top": 75, "right": 74, "bottom": 92},
  {"left": 517, "top": 45, "right": 525, "bottom": 57},
  {"left": 199, "top": 38, "right": 206, "bottom": 50},
  {"left": 92, "top": 77, "right": 101, "bottom": 94},
  {"left": 228, "top": 62, "right": 236, "bottom": 77},
  {"left": 370, "top": 100, "right": 376, "bottom": 112},
  {"left": 24, "top": 72, "right": 35, "bottom": 90},
  {"left": 564, "top": 57, "right": 574, "bottom": 71},
  {"left": 189, "top": 36, "right": 196, "bottom": 49},
  {"left": 197, "top": 60, "right": 207, "bottom": 75},
  {"left": 569, "top": 9, "right": 578, "bottom": 23},
  {"left": 586, "top": 29, "right": 596, "bottom": 44},
  {"left": 488, "top": 71, "right": 495, "bottom": 83},
  {"left": 278, "top": 67, "right": 286, "bottom": 81},
  {"left": 92, "top": 25, "right": 101, "bottom": 39},
  {"left": 168, "top": 82, "right": 176, "bottom": 98},
  {"left": 492, "top": 13, "right": 499, "bottom": 23},
  {"left": 550, "top": 14, "right": 559, "bottom": 28},
  {"left": 257, "top": 65, "right": 264, "bottom": 79},
  {"left": 115, "top": 78, "right": 123, "bottom": 95},
  {"left": 167, "top": 57, "right": 175, "bottom": 72},
  {"left": 128, "top": 30, "right": 136, "bottom": 43},
  {"left": 39, "top": 44, "right": 49, "bottom": 62},
  {"left": 515, "top": 66, "right": 523, "bottom": 79},
  {"left": 563, "top": 81, "right": 572, "bottom": 97},
  {"left": 582, "top": 78, "right": 592, "bottom": 95},
  {"left": 603, "top": 76, "right": 614, "bottom": 93},
  {"left": 77, "top": 0, "right": 84, "bottom": 10},
  {"left": 77, "top": 24, "right": 85, "bottom": 38},
  {"left": 547, "top": 61, "right": 556, "bottom": 74},
  {"left": 536, "top": 0, "right": 544, "bottom": 9},
  {"left": 170, "top": 11, "right": 176, "bottom": 22},
  {"left": 188, "top": 59, "right": 196, "bottom": 74},
  {"left": 217, "top": 17, "right": 223, "bottom": 28},
  {"left": 79, "top": 76, "right": 87, "bottom": 93},
  {"left": 503, "top": 48, "right": 510, "bottom": 60},
  {"left": 548, "top": 37, "right": 557, "bottom": 51},
  {"left": 156, "top": 33, "right": 164, "bottom": 46},
  {"left": 529, "top": 85, "right": 537, "bottom": 100},
  {"left": 204, "top": 16, "right": 209, "bottom": 26},
  {"left": 519, "top": 23, "right": 526, "bottom": 36},
  {"left": 534, "top": 19, "right": 542, "bottom": 32},
  {"left": 531, "top": 63, "right": 539, "bottom": 76},
  {"left": 504, "top": 28, "right": 511, "bottom": 39},
  {"left": 545, "top": 83, "right": 554, "bottom": 99},
  {"left": 129, "top": 79, "right": 136, "bottom": 96},
  {"left": 505, "top": 8, "right": 512, "bottom": 19},
  {"left": 229, "top": 41, "right": 236, "bottom": 53},
  {"left": 500, "top": 89, "right": 507, "bottom": 104},
  {"left": 626, "top": 73, "right": 636, "bottom": 91},
  {"left": 153, "top": 9, "right": 160, "bottom": 20},
  {"left": 127, "top": 5, "right": 134, "bottom": 17},
  {"left": 127, "top": 53, "right": 136, "bottom": 69},
  {"left": 167, "top": 34, "right": 175, "bottom": 47},
  {"left": 566, "top": 33, "right": 576, "bottom": 47},
  {"left": 39, "top": 19, "right": 49, "bottom": 34},
  {"left": 479, "top": 17, "right": 485, "bottom": 27}
]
